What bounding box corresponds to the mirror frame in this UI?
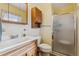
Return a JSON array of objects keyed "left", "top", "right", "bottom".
[{"left": 1, "top": 3, "right": 28, "bottom": 25}]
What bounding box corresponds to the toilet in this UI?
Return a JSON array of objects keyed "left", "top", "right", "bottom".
[{"left": 37, "top": 37, "right": 52, "bottom": 56}]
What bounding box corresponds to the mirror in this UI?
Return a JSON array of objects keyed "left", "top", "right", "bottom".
[{"left": 0, "top": 3, "right": 28, "bottom": 25}]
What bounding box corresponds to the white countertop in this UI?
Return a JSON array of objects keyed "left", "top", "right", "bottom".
[{"left": 0, "top": 36, "right": 41, "bottom": 55}]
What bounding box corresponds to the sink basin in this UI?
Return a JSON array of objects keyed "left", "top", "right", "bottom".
[
  {"left": 0, "top": 37, "right": 29, "bottom": 49},
  {"left": 0, "top": 36, "right": 39, "bottom": 52}
]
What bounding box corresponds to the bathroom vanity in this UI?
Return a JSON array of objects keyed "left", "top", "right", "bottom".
[{"left": 0, "top": 36, "right": 39, "bottom": 56}]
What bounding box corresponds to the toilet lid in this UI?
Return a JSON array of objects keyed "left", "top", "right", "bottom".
[{"left": 38, "top": 44, "right": 51, "bottom": 50}]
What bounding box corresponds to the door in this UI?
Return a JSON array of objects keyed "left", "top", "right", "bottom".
[{"left": 53, "top": 13, "right": 75, "bottom": 55}]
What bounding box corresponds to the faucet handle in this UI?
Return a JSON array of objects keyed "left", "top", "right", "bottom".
[{"left": 23, "top": 33, "right": 26, "bottom": 37}]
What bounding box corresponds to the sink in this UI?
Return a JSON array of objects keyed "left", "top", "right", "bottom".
[
  {"left": 0, "top": 37, "right": 29, "bottom": 49},
  {"left": 0, "top": 36, "right": 39, "bottom": 52}
]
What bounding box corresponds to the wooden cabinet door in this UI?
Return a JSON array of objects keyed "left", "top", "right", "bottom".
[
  {"left": 27, "top": 47, "right": 37, "bottom": 56},
  {"left": 31, "top": 7, "right": 42, "bottom": 28},
  {"left": 27, "top": 41, "right": 37, "bottom": 56}
]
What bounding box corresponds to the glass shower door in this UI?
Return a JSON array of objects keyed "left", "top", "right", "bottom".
[{"left": 53, "top": 13, "right": 75, "bottom": 55}]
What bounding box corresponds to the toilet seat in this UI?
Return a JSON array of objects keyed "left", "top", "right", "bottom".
[{"left": 38, "top": 43, "right": 52, "bottom": 53}]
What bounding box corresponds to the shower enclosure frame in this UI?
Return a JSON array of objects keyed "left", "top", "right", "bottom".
[{"left": 52, "top": 11, "right": 78, "bottom": 56}]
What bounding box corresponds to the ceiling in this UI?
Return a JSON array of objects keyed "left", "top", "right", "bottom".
[
  {"left": 52, "top": 3, "right": 69, "bottom": 7},
  {"left": 52, "top": 3, "right": 77, "bottom": 15},
  {"left": 9, "top": 3, "right": 26, "bottom": 11}
]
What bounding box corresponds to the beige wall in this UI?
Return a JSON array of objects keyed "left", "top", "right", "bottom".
[{"left": 28, "top": 3, "right": 53, "bottom": 45}]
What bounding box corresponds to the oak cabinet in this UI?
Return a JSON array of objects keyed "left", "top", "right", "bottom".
[
  {"left": 27, "top": 45, "right": 37, "bottom": 56},
  {"left": 31, "top": 7, "right": 42, "bottom": 28}
]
